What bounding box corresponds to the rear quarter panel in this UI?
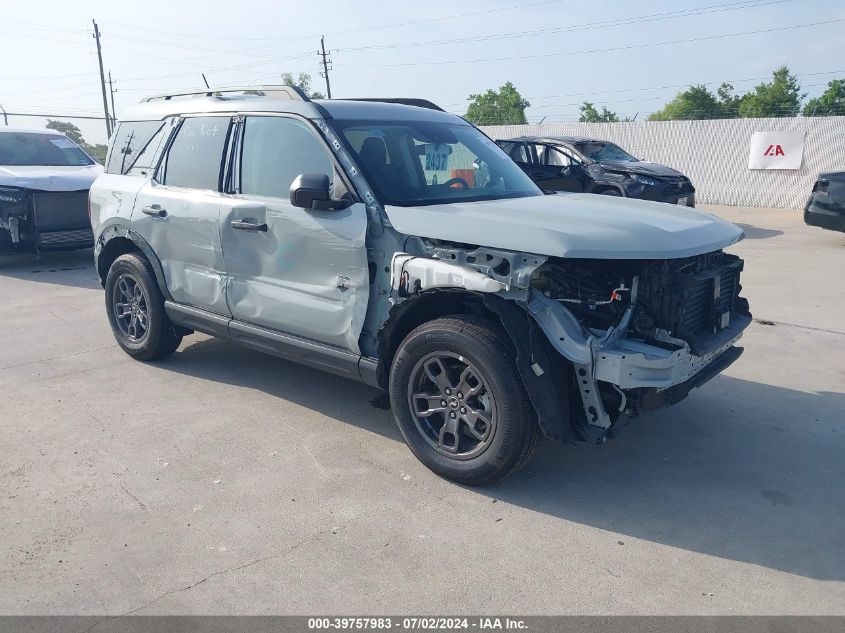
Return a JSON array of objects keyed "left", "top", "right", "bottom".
[{"left": 89, "top": 173, "right": 146, "bottom": 238}]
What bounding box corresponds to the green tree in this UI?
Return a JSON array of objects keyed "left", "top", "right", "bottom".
[
  {"left": 464, "top": 82, "right": 530, "bottom": 125},
  {"left": 281, "top": 72, "right": 325, "bottom": 99},
  {"left": 648, "top": 85, "right": 727, "bottom": 120},
  {"left": 803, "top": 79, "right": 845, "bottom": 116},
  {"left": 738, "top": 65, "right": 804, "bottom": 118},
  {"left": 579, "top": 102, "right": 619, "bottom": 122},
  {"left": 45, "top": 119, "right": 107, "bottom": 162},
  {"left": 648, "top": 82, "right": 742, "bottom": 120},
  {"left": 716, "top": 82, "right": 743, "bottom": 116}
]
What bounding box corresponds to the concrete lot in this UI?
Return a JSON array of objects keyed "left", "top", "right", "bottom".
[{"left": 1, "top": 205, "right": 843, "bottom": 615}]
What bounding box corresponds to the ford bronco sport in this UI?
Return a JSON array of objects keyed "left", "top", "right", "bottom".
[{"left": 90, "top": 86, "right": 751, "bottom": 485}]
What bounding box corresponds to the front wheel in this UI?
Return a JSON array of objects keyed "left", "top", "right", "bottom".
[
  {"left": 104, "top": 253, "right": 182, "bottom": 361},
  {"left": 389, "top": 315, "right": 539, "bottom": 485}
]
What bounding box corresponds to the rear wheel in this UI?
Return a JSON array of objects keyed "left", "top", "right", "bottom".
[
  {"left": 389, "top": 315, "right": 539, "bottom": 485},
  {"left": 104, "top": 253, "right": 182, "bottom": 361}
]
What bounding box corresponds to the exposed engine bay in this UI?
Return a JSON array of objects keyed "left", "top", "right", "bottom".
[
  {"left": 388, "top": 243, "right": 751, "bottom": 443},
  {"left": 531, "top": 250, "right": 750, "bottom": 356}
]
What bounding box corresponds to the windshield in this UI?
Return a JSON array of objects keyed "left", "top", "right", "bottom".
[
  {"left": 571, "top": 141, "right": 637, "bottom": 163},
  {"left": 0, "top": 132, "right": 94, "bottom": 167},
  {"left": 332, "top": 119, "right": 542, "bottom": 206}
]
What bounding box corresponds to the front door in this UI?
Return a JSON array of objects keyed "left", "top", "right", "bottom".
[
  {"left": 219, "top": 114, "right": 369, "bottom": 353},
  {"left": 132, "top": 115, "right": 233, "bottom": 316},
  {"left": 532, "top": 145, "right": 585, "bottom": 192}
]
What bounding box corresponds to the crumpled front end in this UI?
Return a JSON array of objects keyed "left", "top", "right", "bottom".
[
  {"left": 526, "top": 251, "right": 751, "bottom": 431},
  {"left": 387, "top": 241, "right": 751, "bottom": 442},
  {"left": 0, "top": 187, "right": 93, "bottom": 253}
]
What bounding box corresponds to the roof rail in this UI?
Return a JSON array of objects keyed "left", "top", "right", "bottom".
[
  {"left": 338, "top": 98, "right": 445, "bottom": 112},
  {"left": 142, "top": 85, "right": 309, "bottom": 103}
]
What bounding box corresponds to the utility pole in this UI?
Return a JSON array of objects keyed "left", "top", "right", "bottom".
[
  {"left": 319, "top": 35, "right": 332, "bottom": 99},
  {"left": 108, "top": 71, "right": 117, "bottom": 128},
  {"left": 92, "top": 20, "right": 112, "bottom": 137}
]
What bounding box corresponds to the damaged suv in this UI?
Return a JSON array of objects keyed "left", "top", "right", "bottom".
[{"left": 90, "top": 87, "right": 751, "bottom": 485}]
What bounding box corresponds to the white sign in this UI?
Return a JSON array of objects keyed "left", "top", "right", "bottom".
[
  {"left": 49, "top": 138, "right": 78, "bottom": 149},
  {"left": 748, "top": 131, "right": 805, "bottom": 170},
  {"left": 424, "top": 143, "right": 451, "bottom": 171}
]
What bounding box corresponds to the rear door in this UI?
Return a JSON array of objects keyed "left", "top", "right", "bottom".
[
  {"left": 219, "top": 114, "right": 369, "bottom": 353},
  {"left": 131, "top": 115, "right": 232, "bottom": 316}
]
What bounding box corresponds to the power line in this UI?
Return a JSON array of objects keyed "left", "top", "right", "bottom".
[
  {"left": 339, "top": 0, "right": 792, "bottom": 53},
  {"left": 336, "top": 18, "right": 845, "bottom": 68},
  {"left": 441, "top": 69, "right": 845, "bottom": 108},
  {"left": 101, "top": 0, "right": 566, "bottom": 44}
]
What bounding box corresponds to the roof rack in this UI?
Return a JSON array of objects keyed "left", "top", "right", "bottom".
[
  {"left": 338, "top": 98, "right": 445, "bottom": 112},
  {"left": 142, "top": 85, "right": 309, "bottom": 103}
]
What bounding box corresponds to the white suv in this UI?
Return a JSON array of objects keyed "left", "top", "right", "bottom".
[{"left": 89, "top": 86, "right": 751, "bottom": 485}]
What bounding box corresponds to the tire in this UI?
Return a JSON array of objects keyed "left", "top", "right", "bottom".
[
  {"left": 104, "top": 252, "right": 182, "bottom": 361},
  {"left": 598, "top": 188, "right": 622, "bottom": 196},
  {"left": 389, "top": 315, "right": 539, "bottom": 485}
]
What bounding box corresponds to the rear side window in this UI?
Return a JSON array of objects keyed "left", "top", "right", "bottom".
[
  {"left": 160, "top": 116, "right": 231, "bottom": 190},
  {"left": 239, "top": 116, "right": 333, "bottom": 198},
  {"left": 106, "top": 121, "right": 164, "bottom": 174}
]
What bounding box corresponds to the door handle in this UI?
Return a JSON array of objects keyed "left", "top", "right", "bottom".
[
  {"left": 141, "top": 204, "right": 167, "bottom": 218},
  {"left": 231, "top": 219, "right": 268, "bottom": 232}
]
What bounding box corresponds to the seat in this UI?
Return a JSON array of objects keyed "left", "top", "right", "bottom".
[
  {"left": 358, "top": 137, "right": 389, "bottom": 177},
  {"left": 357, "top": 136, "right": 404, "bottom": 199}
]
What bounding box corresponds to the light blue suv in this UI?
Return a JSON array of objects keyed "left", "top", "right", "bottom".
[{"left": 90, "top": 86, "right": 751, "bottom": 484}]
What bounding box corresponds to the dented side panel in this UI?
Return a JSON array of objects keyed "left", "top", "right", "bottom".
[
  {"left": 132, "top": 181, "right": 231, "bottom": 316},
  {"left": 220, "top": 197, "right": 370, "bottom": 353}
]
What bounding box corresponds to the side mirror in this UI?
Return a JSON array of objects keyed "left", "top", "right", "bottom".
[
  {"left": 560, "top": 166, "right": 572, "bottom": 176},
  {"left": 289, "top": 173, "right": 349, "bottom": 211}
]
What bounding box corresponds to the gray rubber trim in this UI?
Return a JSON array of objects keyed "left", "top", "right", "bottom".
[
  {"left": 164, "top": 301, "right": 229, "bottom": 338},
  {"left": 229, "top": 321, "right": 363, "bottom": 381}
]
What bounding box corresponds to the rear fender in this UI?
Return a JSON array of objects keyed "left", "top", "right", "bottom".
[{"left": 95, "top": 222, "right": 171, "bottom": 300}]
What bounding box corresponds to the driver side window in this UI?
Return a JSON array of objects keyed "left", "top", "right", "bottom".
[
  {"left": 545, "top": 148, "right": 571, "bottom": 167},
  {"left": 240, "top": 116, "right": 337, "bottom": 199}
]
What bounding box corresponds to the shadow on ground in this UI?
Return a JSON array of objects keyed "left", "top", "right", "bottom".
[
  {"left": 0, "top": 249, "right": 100, "bottom": 289},
  {"left": 158, "top": 336, "right": 845, "bottom": 582},
  {"left": 735, "top": 223, "right": 784, "bottom": 240}
]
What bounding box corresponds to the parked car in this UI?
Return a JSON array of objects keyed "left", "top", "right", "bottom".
[
  {"left": 496, "top": 136, "right": 696, "bottom": 206},
  {"left": 0, "top": 128, "right": 102, "bottom": 254},
  {"left": 89, "top": 87, "right": 750, "bottom": 485},
  {"left": 805, "top": 172, "right": 845, "bottom": 233}
]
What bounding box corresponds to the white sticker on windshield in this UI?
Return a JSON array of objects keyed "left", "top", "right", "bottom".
[
  {"left": 424, "top": 143, "right": 451, "bottom": 171},
  {"left": 49, "top": 138, "right": 78, "bottom": 149}
]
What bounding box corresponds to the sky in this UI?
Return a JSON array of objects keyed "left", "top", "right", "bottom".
[{"left": 1, "top": 0, "right": 844, "bottom": 130}]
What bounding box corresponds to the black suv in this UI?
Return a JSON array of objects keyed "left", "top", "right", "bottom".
[
  {"left": 805, "top": 172, "right": 845, "bottom": 233},
  {"left": 497, "top": 136, "right": 695, "bottom": 207}
]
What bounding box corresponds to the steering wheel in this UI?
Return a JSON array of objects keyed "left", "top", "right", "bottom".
[{"left": 443, "top": 177, "right": 470, "bottom": 189}]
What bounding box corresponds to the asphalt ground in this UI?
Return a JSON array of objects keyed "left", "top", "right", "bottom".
[{"left": 1, "top": 205, "right": 843, "bottom": 614}]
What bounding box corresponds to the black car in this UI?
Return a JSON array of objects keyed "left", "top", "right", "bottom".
[
  {"left": 805, "top": 172, "right": 845, "bottom": 233},
  {"left": 496, "top": 136, "right": 695, "bottom": 207}
]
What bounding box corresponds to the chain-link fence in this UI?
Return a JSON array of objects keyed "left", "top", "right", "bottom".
[{"left": 3, "top": 112, "right": 111, "bottom": 163}]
